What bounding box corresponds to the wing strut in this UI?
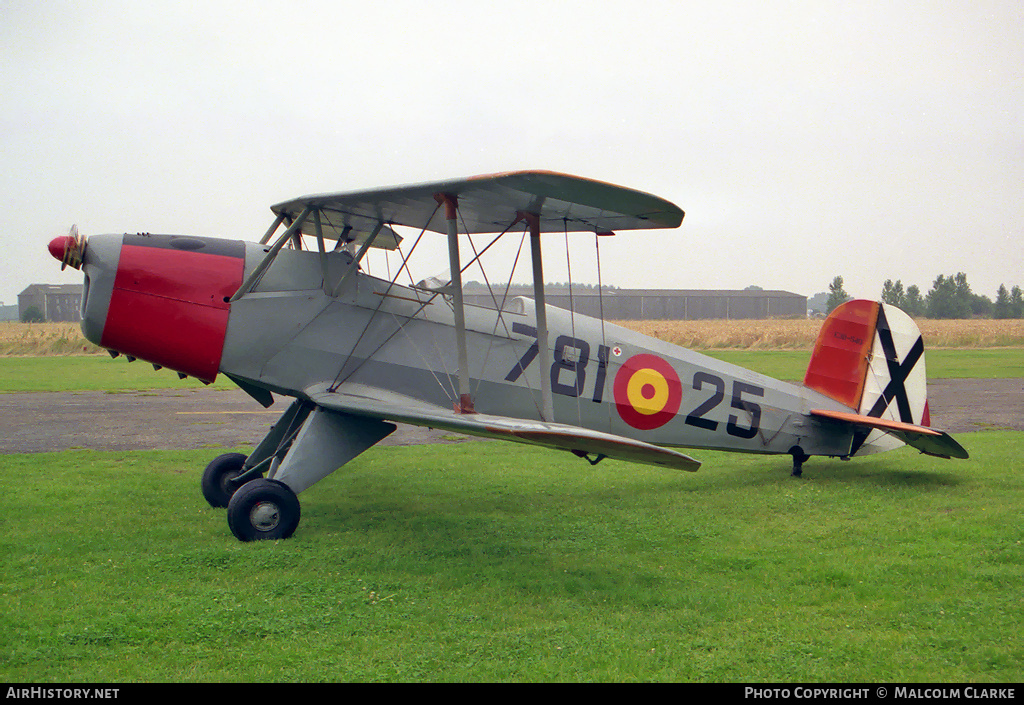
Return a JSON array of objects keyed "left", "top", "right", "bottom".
[
  {"left": 314, "top": 209, "right": 329, "bottom": 294},
  {"left": 259, "top": 213, "right": 287, "bottom": 245},
  {"left": 519, "top": 211, "right": 555, "bottom": 422},
  {"left": 231, "top": 206, "right": 312, "bottom": 302},
  {"left": 437, "top": 193, "right": 474, "bottom": 413}
]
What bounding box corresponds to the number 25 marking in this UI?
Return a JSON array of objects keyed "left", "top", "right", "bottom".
[{"left": 685, "top": 373, "right": 764, "bottom": 439}]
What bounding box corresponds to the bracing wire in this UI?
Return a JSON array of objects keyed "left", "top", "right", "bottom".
[
  {"left": 462, "top": 221, "right": 520, "bottom": 399},
  {"left": 327, "top": 204, "right": 439, "bottom": 391}
]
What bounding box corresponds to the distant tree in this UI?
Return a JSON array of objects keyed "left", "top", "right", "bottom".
[
  {"left": 926, "top": 274, "right": 953, "bottom": 318},
  {"left": 949, "top": 272, "right": 993, "bottom": 317},
  {"left": 1011, "top": 286, "right": 1024, "bottom": 319},
  {"left": 744, "top": 285, "right": 763, "bottom": 291},
  {"left": 953, "top": 272, "right": 971, "bottom": 301},
  {"left": 926, "top": 274, "right": 971, "bottom": 319},
  {"left": 994, "top": 284, "right": 1012, "bottom": 319},
  {"left": 947, "top": 272, "right": 996, "bottom": 317},
  {"left": 20, "top": 306, "right": 44, "bottom": 323},
  {"left": 825, "top": 276, "right": 851, "bottom": 314},
  {"left": 903, "top": 284, "right": 925, "bottom": 317},
  {"left": 969, "top": 293, "right": 993, "bottom": 317},
  {"left": 881, "top": 279, "right": 906, "bottom": 308}
]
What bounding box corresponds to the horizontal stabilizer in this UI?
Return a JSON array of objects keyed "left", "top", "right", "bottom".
[
  {"left": 810, "top": 409, "right": 969, "bottom": 460},
  {"left": 307, "top": 383, "right": 701, "bottom": 472}
]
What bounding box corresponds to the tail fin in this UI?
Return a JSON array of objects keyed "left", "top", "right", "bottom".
[{"left": 805, "top": 300, "right": 936, "bottom": 456}]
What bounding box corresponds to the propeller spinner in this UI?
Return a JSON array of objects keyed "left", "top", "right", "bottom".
[{"left": 48, "top": 225, "right": 87, "bottom": 270}]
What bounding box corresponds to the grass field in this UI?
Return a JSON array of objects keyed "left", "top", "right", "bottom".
[
  {"left": 0, "top": 347, "right": 1020, "bottom": 393},
  {"left": 0, "top": 356, "right": 237, "bottom": 393},
  {"left": 1, "top": 434, "right": 1021, "bottom": 682},
  {"left": 705, "top": 348, "right": 1024, "bottom": 381}
]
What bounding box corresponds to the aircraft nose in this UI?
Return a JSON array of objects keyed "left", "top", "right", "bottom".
[
  {"left": 48, "top": 226, "right": 87, "bottom": 270},
  {"left": 48, "top": 235, "right": 72, "bottom": 262}
]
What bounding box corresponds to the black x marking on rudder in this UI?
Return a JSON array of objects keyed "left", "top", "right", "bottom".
[{"left": 865, "top": 306, "right": 923, "bottom": 423}]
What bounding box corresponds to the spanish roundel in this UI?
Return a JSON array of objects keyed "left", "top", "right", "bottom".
[{"left": 613, "top": 354, "right": 683, "bottom": 430}]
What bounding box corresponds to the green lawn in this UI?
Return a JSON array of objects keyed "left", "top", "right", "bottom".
[
  {"left": 707, "top": 348, "right": 1023, "bottom": 381},
  {"left": 0, "top": 356, "right": 236, "bottom": 393},
  {"left": 1, "top": 347, "right": 1021, "bottom": 393},
  {"left": 2, "top": 434, "right": 1020, "bottom": 682}
]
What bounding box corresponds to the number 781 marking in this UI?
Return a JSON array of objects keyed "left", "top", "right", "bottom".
[{"left": 503, "top": 322, "right": 609, "bottom": 402}]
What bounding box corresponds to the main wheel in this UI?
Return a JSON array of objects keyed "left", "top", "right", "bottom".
[
  {"left": 201, "top": 452, "right": 248, "bottom": 508},
  {"left": 226, "top": 479, "right": 301, "bottom": 542}
]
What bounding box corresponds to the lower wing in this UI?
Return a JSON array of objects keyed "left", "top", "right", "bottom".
[{"left": 306, "top": 383, "right": 701, "bottom": 472}]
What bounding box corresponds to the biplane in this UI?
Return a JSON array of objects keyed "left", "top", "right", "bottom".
[{"left": 48, "top": 171, "right": 968, "bottom": 541}]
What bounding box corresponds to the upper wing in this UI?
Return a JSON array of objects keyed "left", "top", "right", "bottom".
[
  {"left": 306, "top": 382, "right": 701, "bottom": 472},
  {"left": 810, "top": 408, "right": 969, "bottom": 460},
  {"left": 271, "top": 170, "right": 685, "bottom": 243}
]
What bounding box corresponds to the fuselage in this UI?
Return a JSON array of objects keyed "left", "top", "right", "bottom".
[{"left": 73, "top": 233, "right": 857, "bottom": 459}]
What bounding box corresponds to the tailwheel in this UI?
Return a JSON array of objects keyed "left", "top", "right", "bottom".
[
  {"left": 226, "top": 479, "right": 301, "bottom": 542},
  {"left": 201, "top": 453, "right": 248, "bottom": 508},
  {"left": 790, "top": 448, "right": 810, "bottom": 477}
]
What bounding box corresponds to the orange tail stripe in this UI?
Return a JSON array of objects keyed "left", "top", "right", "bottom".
[{"left": 803, "top": 300, "right": 879, "bottom": 408}]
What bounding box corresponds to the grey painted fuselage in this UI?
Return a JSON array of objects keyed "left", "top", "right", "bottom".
[{"left": 220, "top": 243, "right": 856, "bottom": 459}]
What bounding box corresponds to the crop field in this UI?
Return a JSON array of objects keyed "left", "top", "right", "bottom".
[
  {"left": 3, "top": 318, "right": 1024, "bottom": 357},
  {"left": 0, "top": 322, "right": 100, "bottom": 356},
  {"left": 617, "top": 317, "right": 1024, "bottom": 350},
  {"left": 2, "top": 433, "right": 1022, "bottom": 682}
]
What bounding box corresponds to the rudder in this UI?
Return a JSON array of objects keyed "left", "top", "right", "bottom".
[{"left": 804, "top": 299, "right": 878, "bottom": 410}]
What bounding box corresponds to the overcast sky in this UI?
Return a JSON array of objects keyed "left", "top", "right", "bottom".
[{"left": 2, "top": 0, "right": 1021, "bottom": 308}]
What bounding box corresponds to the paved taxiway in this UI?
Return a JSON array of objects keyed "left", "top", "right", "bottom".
[{"left": 1, "top": 379, "right": 1020, "bottom": 454}]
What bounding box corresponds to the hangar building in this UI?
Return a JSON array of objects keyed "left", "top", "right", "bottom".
[
  {"left": 14, "top": 283, "right": 807, "bottom": 323},
  {"left": 464, "top": 286, "right": 807, "bottom": 320}
]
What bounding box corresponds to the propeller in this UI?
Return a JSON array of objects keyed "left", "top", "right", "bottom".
[{"left": 47, "top": 225, "right": 87, "bottom": 270}]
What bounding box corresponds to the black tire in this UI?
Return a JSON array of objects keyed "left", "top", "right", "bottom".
[
  {"left": 201, "top": 452, "right": 248, "bottom": 508},
  {"left": 226, "top": 479, "right": 301, "bottom": 542}
]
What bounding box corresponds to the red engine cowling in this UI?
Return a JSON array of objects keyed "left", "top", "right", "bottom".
[{"left": 100, "top": 234, "right": 245, "bottom": 382}]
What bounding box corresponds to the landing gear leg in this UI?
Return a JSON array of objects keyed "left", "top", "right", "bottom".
[
  {"left": 212, "top": 401, "right": 396, "bottom": 541},
  {"left": 200, "top": 400, "right": 311, "bottom": 507}
]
